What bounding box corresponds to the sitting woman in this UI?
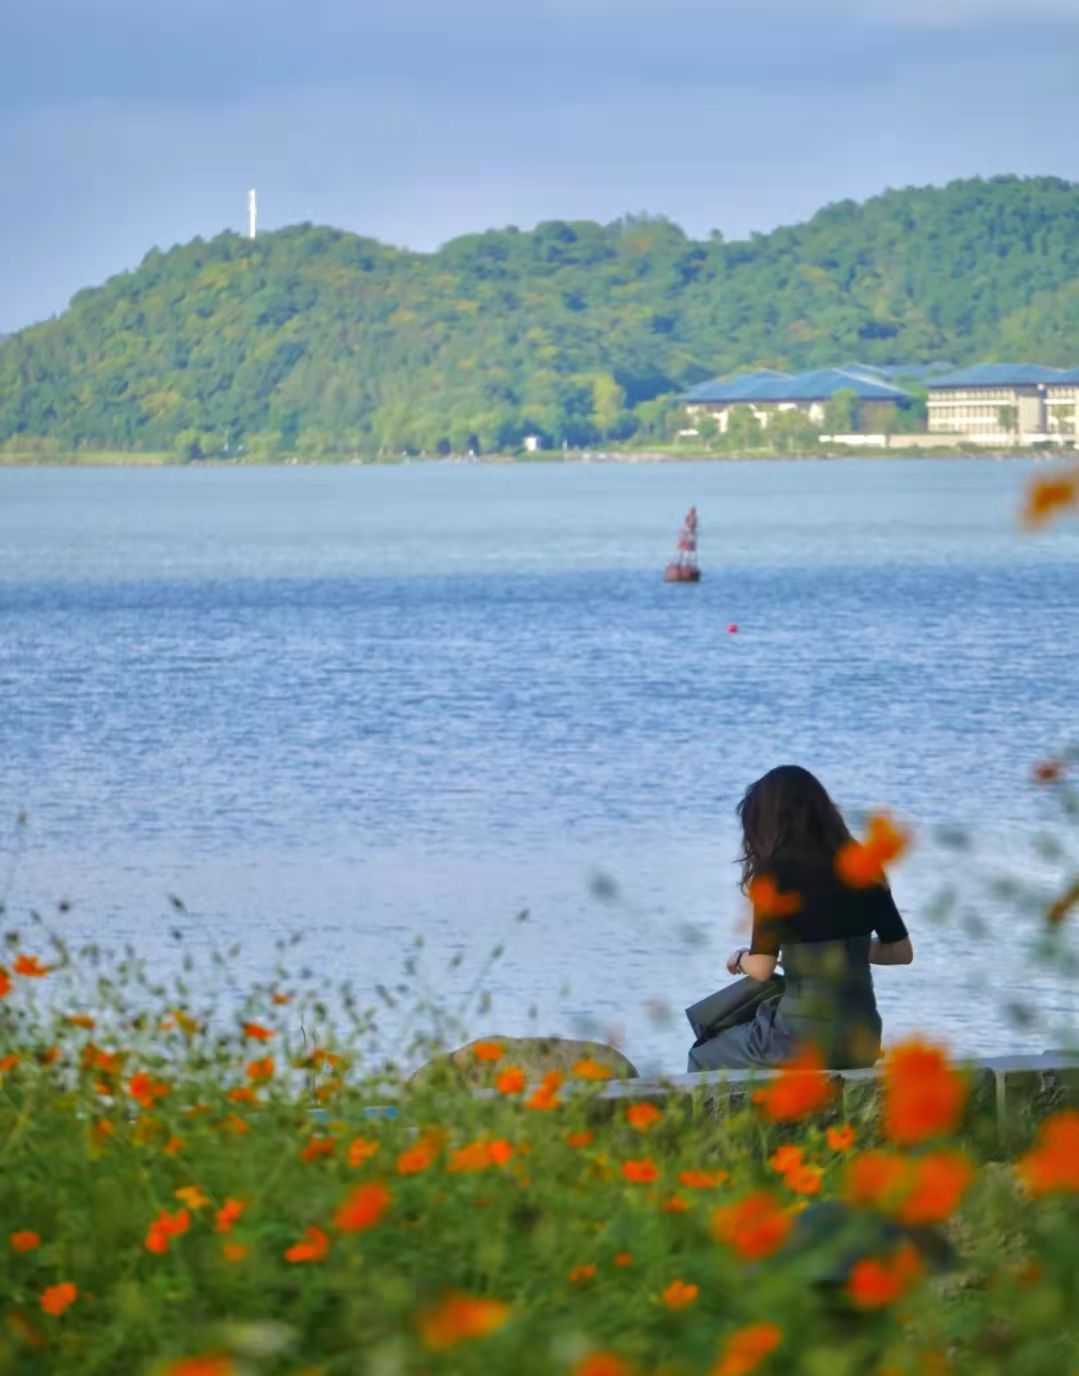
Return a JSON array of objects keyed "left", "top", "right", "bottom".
[{"left": 688, "top": 764, "right": 913, "bottom": 1072}]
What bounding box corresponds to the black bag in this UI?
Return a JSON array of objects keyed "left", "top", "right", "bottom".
[{"left": 685, "top": 974, "right": 786, "bottom": 1046}]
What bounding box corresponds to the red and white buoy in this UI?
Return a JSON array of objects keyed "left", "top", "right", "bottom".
[{"left": 664, "top": 506, "right": 701, "bottom": 583}]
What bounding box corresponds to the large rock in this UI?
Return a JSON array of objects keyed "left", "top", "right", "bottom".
[{"left": 409, "top": 1035, "right": 639, "bottom": 1089}]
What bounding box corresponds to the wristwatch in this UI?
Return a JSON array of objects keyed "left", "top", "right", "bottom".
[{"left": 735, "top": 949, "right": 747, "bottom": 974}]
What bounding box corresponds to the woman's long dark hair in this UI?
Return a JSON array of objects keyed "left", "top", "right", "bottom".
[{"left": 737, "top": 765, "right": 853, "bottom": 891}]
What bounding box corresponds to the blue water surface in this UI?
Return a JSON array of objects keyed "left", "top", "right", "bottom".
[{"left": 1, "top": 459, "right": 1076, "bottom": 1070}]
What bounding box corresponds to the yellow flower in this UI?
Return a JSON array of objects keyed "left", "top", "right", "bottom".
[{"left": 174, "top": 1185, "right": 211, "bottom": 1210}]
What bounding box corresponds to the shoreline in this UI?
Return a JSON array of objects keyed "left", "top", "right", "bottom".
[{"left": 0, "top": 446, "right": 1062, "bottom": 470}]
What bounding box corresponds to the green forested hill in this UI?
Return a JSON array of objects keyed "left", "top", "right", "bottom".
[{"left": 2, "top": 175, "right": 1078, "bottom": 455}]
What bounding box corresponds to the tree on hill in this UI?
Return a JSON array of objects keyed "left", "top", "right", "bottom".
[{"left": 0, "top": 175, "right": 1077, "bottom": 455}]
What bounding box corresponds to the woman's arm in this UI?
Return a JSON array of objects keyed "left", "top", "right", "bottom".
[
  {"left": 870, "top": 936, "right": 914, "bottom": 966},
  {"left": 727, "top": 948, "right": 778, "bottom": 982}
]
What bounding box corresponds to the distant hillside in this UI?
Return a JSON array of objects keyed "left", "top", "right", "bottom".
[{"left": 1, "top": 175, "right": 1077, "bottom": 455}]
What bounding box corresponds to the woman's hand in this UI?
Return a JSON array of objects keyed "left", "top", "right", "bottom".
[{"left": 727, "top": 948, "right": 779, "bottom": 982}]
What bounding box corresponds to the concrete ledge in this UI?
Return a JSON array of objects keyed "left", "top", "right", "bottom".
[
  {"left": 588, "top": 1051, "right": 1079, "bottom": 1144},
  {"left": 596, "top": 1051, "right": 1079, "bottom": 1099}
]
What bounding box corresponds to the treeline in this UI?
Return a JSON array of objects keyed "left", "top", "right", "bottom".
[{"left": 0, "top": 175, "right": 1077, "bottom": 456}]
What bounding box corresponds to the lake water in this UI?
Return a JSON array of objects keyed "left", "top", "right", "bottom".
[{"left": 1, "top": 458, "right": 1077, "bottom": 1073}]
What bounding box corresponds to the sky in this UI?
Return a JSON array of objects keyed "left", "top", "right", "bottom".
[{"left": 2, "top": 0, "right": 1078, "bottom": 334}]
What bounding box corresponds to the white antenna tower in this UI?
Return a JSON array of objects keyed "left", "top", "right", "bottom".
[{"left": 247, "top": 188, "right": 257, "bottom": 240}]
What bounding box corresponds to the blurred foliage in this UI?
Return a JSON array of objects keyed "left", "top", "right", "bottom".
[
  {"left": 1, "top": 751, "right": 1078, "bottom": 1376},
  {"left": 1, "top": 176, "right": 1078, "bottom": 456}
]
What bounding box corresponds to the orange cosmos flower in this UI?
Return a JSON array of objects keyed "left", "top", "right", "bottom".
[
  {"left": 573, "top": 1355, "right": 633, "bottom": 1376},
  {"left": 753, "top": 1045, "right": 834, "bottom": 1122},
  {"left": 284, "top": 1225, "right": 329, "bottom": 1263},
  {"left": 827, "top": 1124, "right": 856, "bottom": 1152},
  {"left": 613, "top": 1251, "right": 634, "bottom": 1267},
  {"left": 334, "top": 1181, "right": 391, "bottom": 1232},
  {"left": 471, "top": 1040, "right": 504, "bottom": 1062},
  {"left": 13, "top": 955, "right": 49, "bottom": 978},
  {"left": 162, "top": 1136, "right": 184, "bottom": 1156},
  {"left": 271, "top": 990, "right": 293, "bottom": 1005},
  {"left": 1047, "top": 878, "right": 1079, "bottom": 928},
  {"left": 487, "top": 1138, "right": 513, "bottom": 1166},
  {"left": 897, "top": 1152, "right": 974, "bottom": 1225},
  {"left": 0, "top": 966, "right": 10, "bottom": 998},
  {"left": 848, "top": 1242, "right": 923, "bottom": 1309},
  {"left": 448, "top": 1139, "right": 491, "bottom": 1173},
  {"left": 845, "top": 1150, "right": 910, "bottom": 1207},
  {"left": 245, "top": 1056, "right": 274, "bottom": 1082},
  {"left": 835, "top": 813, "right": 910, "bottom": 887},
  {"left": 85, "top": 1044, "right": 123, "bottom": 1075},
  {"left": 397, "top": 1139, "right": 438, "bottom": 1174},
  {"left": 712, "top": 1192, "right": 792, "bottom": 1261},
  {"left": 768, "top": 1145, "right": 803, "bottom": 1175},
  {"left": 300, "top": 1135, "right": 336, "bottom": 1163},
  {"left": 242, "top": 1022, "right": 272, "bottom": 1042},
  {"left": 495, "top": 1065, "right": 526, "bottom": 1095},
  {"left": 626, "top": 1101, "right": 663, "bottom": 1132},
  {"left": 214, "top": 1198, "right": 246, "bottom": 1233},
  {"left": 221, "top": 1112, "right": 250, "bottom": 1136},
  {"left": 679, "top": 1169, "right": 728, "bottom": 1189},
  {"left": 347, "top": 1135, "right": 381, "bottom": 1167},
  {"left": 883, "top": 1039, "right": 967, "bottom": 1145},
  {"left": 450, "top": 1137, "right": 514, "bottom": 1172},
  {"left": 163, "top": 1356, "right": 235, "bottom": 1376},
  {"left": 39, "top": 1283, "right": 77, "bottom": 1317},
  {"left": 566, "top": 1130, "right": 594, "bottom": 1149},
  {"left": 786, "top": 1164, "right": 823, "bottom": 1196},
  {"left": 10, "top": 1231, "right": 41, "bottom": 1252},
  {"left": 174, "top": 1185, "right": 210, "bottom": 1210},
  {"left": 1022, "top": 468, "right": 1079, "bottom": 529},
  {"left": 569, "top": 1263, "right": 597, "bottom": 1285},
  {"left": 712, "top": 1321, "right": 782, "bottom": 1376},
  {"left": 66, "top": 1013, "right": 95, "bottom": 1029},
  {"left": 417, "top": 1292, "right": 510, "bottom": 1351},
  {"left": 526, "top": 1070, "right": 564, "bottom": 1111},
  {"left": 128, "top": 1072, "right": 170, "bottom": 1109},
  {"left": 662, "top": 1279, "right": 699, "bottom": 1310},
  {"left": 37, "top": 1045, "right": 59, "bottom": 1065},
  {"left": 0, "top": 1054, "right": 19, "bottom": 1076},
  {"left": 227, "top": 1085, "right": 258, "bottom": 1104},
  {"left": 662, "top": 1193, "right": 690, "bottom": 1213},
  {"left": 572, "top": 1057, "right": 614, "bottom": 1080},
  {"left": 621, "top": 1158, "right": 659, "bottom": 1184},
  {"left": 748, "top": 875, "right": 802, "bottom": 920},
  {"left": 145, "top": 1207, "right": 191, "bottom": 1255},
  {"left": 221, "top": 1242, "right": 248, "bottom": 1264},
  {"left": 1016, "top": 1110, "right": 1079, "bottom": 1195}
]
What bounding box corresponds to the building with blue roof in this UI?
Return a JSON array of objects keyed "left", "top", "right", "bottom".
[
  {"left": 1046, "top": 369, "right": 1079, "bottom": 442},
  {"left": 926, "top": 363, "right": 1073, "bottom": 443},
  {"left": 682, "top": 366, "right": 914, "bottom": 436}
]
